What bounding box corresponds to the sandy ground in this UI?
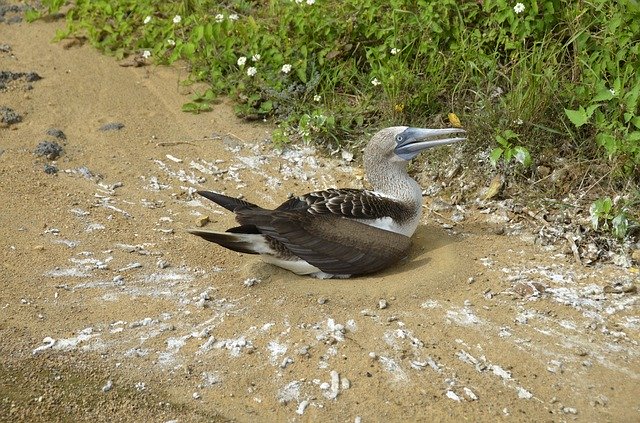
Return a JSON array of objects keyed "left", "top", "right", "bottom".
[{"left": 1, "top": 16, "right": 639, "bottom": 423}]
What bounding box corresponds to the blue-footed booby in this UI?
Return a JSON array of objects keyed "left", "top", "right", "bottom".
[{"left": 189, "top": 126, "right": 466, "bottom": 278}]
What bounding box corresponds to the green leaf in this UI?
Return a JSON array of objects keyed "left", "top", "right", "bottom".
[
  {"left": 585, "top": 103, "right": 600, "bottom": 119},
  {"left": 565, "top": 107, "right": 588, "bottom": 127},
  {"left": 489, "top": 147, "right": 504, "bottom": 167},
  {"left": 259, "top": 100, "right": 273, "bottom": 113},
  {"left": 627, "top": 131, "right": 640, "bottom": 141},
  {"left": 513, "top": 146, "right": 532, "bottom": 167},
  {"left": 591, "top": 88, "right": 614, "bottom": 102},
  {"left": 24, "top": 9, "right": 41, "bottom": 22},
  {"left": 612, "top": 214, "right": 628, "bottom": 238}
]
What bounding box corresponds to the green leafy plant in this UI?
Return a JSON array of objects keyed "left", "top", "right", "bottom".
[
  {"left": 589, "top": 197, "right": 630, "bottom": 239},
  {"left": 489, "top": 130, "right": 532, "bottom": 167},
  {"left": 29, "top": 0, "right": 640, "bottom": 185}
]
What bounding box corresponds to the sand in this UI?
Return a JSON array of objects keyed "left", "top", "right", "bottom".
[{"left": 1, "top": 15, "right": 639, "bottom": 423}]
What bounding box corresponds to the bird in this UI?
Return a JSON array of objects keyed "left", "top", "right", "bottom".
[{"left": 189, "top": 126, "right": 466, "bottom": 279}]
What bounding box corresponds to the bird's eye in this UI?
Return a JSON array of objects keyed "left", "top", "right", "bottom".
[{"left": 396, "top": 135, "right": 403, "bottom": 142}]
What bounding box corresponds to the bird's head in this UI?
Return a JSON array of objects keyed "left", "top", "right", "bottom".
[{"left": 364, "top": 126, "right": 467, "bottom": 166}]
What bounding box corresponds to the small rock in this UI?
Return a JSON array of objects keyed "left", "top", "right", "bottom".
[
  {"left": 603, "top": 284, "right": 637, "bottom": 294},
  {"left": 102, "top": 380, "right": 113, "bottom": 393},
  {"left": 46, "top": 128, "right": 66, "bottom": 140},
  {"left": 0, "top": 106, "right": 22, "bottom": 126},
  {"left": 33, "top": 245, "right": 44, "bottom": 251},
  {"left": 243, "top": 277, "right": 261, "bottom": 287},
  {"left": 43, "top": 164, "right": 58, "bottom": 174},
  {"left": 34, "top": 141, "right": 63, "bottom": 160},
  {"left": 196, "top": 215, "right": 210, "bottom": 227},
  {"left": 378, "top": 299, "right": 388, "bottom": 309},
  {"left": 537, "top": 165, "right": 551, "bottom": 178},
  {"left": 99, "top": 122, "right": 125, "bottom": 131},
  {"left": 483, "top": 174, "right": 504, "bottom": 200},
  {"left": 25, "top": 72, "right": 42, "bottom": 82},
  {"left": 562, "top": 407, "right": 578, "bottom": 415},
  {"left": 317, "top": 297, "right": 328, "bottom": 305}
]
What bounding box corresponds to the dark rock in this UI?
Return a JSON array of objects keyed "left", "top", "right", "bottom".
[
  {"left": 0, "top": 71, "right": 42, "bottom": 91},
  {"left": 25, "top": 72, "right": 42, "bottom": 82},
  {"left": 0, "top": 44, "right": 11, "bottom": 53},
  {"left": 99, "top": 122, "right": 125, "bottom": 131},
  {"left": 34, "top": 141, "right": 64, "bottom": 160},
  {"left": 44, "top": 164, "right": 58, "bottom": 174},
  {"left": 46, "top": 128, "right": 67, "bottom": 140},
  {"left": 0, "top": 106, "right": 21, "bottom": 125},
  {"left": 0, "top": 4, "right": 26, "bottom": 23}
]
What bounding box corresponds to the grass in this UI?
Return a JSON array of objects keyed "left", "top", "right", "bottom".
[{"left": 29, "top": 0, "right": 640, "bottom": 237}]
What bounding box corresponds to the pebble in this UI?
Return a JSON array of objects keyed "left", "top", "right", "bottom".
[
  {"left": 378, "top": 299, "right": 388, "bottom": 309},
  {"left": 196, "top": 215, "right": 210, "bottom": 227},
  {"left": 34, "top": 141, "right": 63, "bottom": 159},
  {"left": 192, "top": 392, "right": 201, "bottom": 400},
  {"left": 562, "top": 406, "right": 578, "bottom": 415},
  {"left": 0, "top": 106, "right": 22, "bottom": 125},
  {"left": 32, "top": 245, "right": 44, "bottom": 251},
  {"left": 296, "top": 400, "right": 309, "bottom": 415},
  {"left": 43, "top": 164, "right": 58, "bottom": 174},
  {"left": 463, "top": 387, "right": 478, "bottom": 400},
  {"left": 46, "top": 128, "right": 66, "bottom": 140},
  {"left": 243, "top": 277, "right": 261, "bottom": 287},
  {"left": 165, "top": 154, "right": 183, "bottom": 163},
  {"left": 99, "top": 122, "right": 125, "bottom": 131},
  {"left": 446, "top": 390, "right": 461, "bottom": 402},
  {"left": 317, "top": 297, "right": 328, "bottom": 305},
  {"left": 101, "top": 380, "right": 113, "bottom": 393}
]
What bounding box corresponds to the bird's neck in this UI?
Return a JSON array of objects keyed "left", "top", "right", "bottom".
[{"left": 365, "top": 159, "right": 423, "bottom": 209}]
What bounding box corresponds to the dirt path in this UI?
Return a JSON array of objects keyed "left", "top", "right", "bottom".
[{"left": 1, "top": 18, "right": 639, "bottom": 422}]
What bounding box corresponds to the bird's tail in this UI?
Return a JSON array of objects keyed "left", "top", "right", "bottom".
[
  {"left": 187, "top": 228, "right": 272, "bottom": 255},
  {"left": 197, "top": 190, "right": 260, "bottom": 212}
]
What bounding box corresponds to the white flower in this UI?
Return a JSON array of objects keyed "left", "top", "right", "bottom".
[
  {"left": 513, "top": 3, "right": 525, "bottom": 14},
  {"left": 247, "top": 67, "right": 257, "bottom": 77},
  {"left": 281, "top": 64, "right": 292, "bottom": 74},
  {"left": 237, "top": 56, "right": 247, "bottom": 66},
  {"left": 295, "top": 0, "right": 303, "bottom": 4},
  {"left": 306, "top": 0, "right": 316, "bottom": 4},
  {"left": 143, "top": 16, "right": 151, "bottom": 24},
  {"left": 390, "top": 47, "right": 399, "bottom": 55},
  {"left": 167, "top": 39, "right": 176, "bottom": 46},
  {"left": 229, "top": 13, "right": 239, "bottom": 21},
  {"left": 215, "top": 14, "right": 224, "bottom": 23},
  {"left": 313, "top": 94, "right": 321, "bottom": 102},
  {"left": 609, "top": 88, "right": 616, "bottom": 96},
  {"left": 252, "top": 54, "right": 261, "bottom": 62},
  {"left": 514, "top": 118, "right": 523, "bottom": 125},
  {"left": 173, "top": 15, "right": 182, "bottom": 24},
  {"left": 142, "top": 50, "right": 151, "bottom": 59},
  {"left": 371, "top": 78, "right": 381, "bottom": 86}
]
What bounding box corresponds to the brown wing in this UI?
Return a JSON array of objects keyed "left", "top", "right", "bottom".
[{"left": 236, "top": 208, "right": 411, "bottom": 275}]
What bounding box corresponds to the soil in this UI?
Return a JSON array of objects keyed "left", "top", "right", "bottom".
[{"left": 1, "top": 14, "right": 639, "bottom": 423}]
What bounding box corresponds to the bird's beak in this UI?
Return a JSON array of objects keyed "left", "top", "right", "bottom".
[{"left": 395, "top": 127, "right": 466, "bottom": 160}]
